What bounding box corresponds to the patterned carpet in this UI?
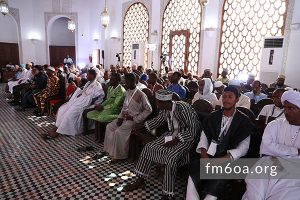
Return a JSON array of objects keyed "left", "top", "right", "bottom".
[{"left": 0, "top": 84, "right": 187, "bottom": 200}]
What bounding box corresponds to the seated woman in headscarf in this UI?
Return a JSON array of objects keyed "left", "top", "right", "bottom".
[{"left": 192, "top": 78, "right": 218, "bottom": 108}]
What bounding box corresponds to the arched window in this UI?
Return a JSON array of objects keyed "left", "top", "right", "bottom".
[
  {"left": 161, "top": 0, "right": 202, "bottom": 75},
  {"left": 123, "top": 3, "right": 149, "bottom": 68},
  {"left": 218, "top": 0, "right": 288, "bottom": 79}
]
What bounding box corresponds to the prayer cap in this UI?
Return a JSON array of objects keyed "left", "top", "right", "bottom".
[
  {"left": 278, "top": 74, "right": 286, "bottom": 79},
  {"left": 281, "top": 90, "right": 300, "bottom": 109},
  {"left": 48, "top": 66, "right": 55, "bottom": 72},
  {"left": 140, "top": 74, "right": 148, "bottom": 81},
  {"left": 224, "top": 86, "right": 240, "bottom": 98},
  {"left": 228, "top": 79, "right": 241, "bottom": 87},
  {"left": 214, "top": 81, "right": 224, "bottom": 88},
  {"left": 155, "top": 89, "right": 173, "bottom": 101}
]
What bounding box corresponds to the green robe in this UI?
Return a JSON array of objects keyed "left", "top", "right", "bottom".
[{"left": 87, "top": 85, "right": 126, "bottom": 122}]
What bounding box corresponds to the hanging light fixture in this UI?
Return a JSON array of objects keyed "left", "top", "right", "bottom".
[
  {"left": 0, "top": 0, "right": 9, "bottom": 16},
  {"left": 101, "top": 0, "right": 110, "bottom": 28},
  {"left": 68, "top": 18, "right": 76, "bottom": 32},
  {"left": 67, "top": 0, "right": 76, "bottom": 32}
]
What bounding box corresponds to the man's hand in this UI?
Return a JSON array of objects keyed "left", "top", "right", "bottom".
[
  {"left": 200, "top": 148, "right": 209, "bottom": 159},
  {"left": 116, "top": 118, "right": 124, "bottom": 127},
  {"left": 163, "top": 137, "right": 180, "bottom": 147},
  {"left": 95, "top": 104, "right": 104, "bottom": 112}
]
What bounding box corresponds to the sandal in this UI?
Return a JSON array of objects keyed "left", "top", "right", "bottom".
[
  {"left": 76, "top": 146, "right": 95, "bottom": 152},
  {"left": 41, "top": 134, "right": 55, "bottom": 140},
  {"left": 123, "top": 180, "right": 145, "bottom": 192},
  {"left": 91, "top": 152, "right": 106, "bottom": 160}
]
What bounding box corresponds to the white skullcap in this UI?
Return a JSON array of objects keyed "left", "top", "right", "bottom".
[
  {"left": 281, "top": 90, "right": 300, "bottom": 108},
  {"left": 228, "top": 79, "right": 241, "bottom": 86},
  {"left": 48, "top": 66, "right": 55, "bottom": 72},
  {"left": 214, "top": 81, "right": 224, "bottom": 88},
  {"left": 155, "top": 89, "right": 173, "bottom": 101},
  {"left": 278, "top": 74, "right": 286, "bottom": 79}
]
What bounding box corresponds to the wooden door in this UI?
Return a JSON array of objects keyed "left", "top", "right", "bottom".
[
  {"left": 49, "top": 46, "right": 76, "bottom": 67},
  {"left": 0, "top": 42, "right": 20, "bottom": 66},
  {"left": 169, "top": 30, "right": 190, "bottom": 74}
]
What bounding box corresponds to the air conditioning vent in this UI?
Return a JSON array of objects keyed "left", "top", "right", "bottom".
[
  {"left": 264, "top": 38, "right": 284, "bottom": 48},
  {"left": 132, "top": 43, "right": 139, "bottom": 50}
]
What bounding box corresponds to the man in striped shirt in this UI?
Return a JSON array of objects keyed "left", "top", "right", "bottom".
[{"left": 123, "top": 89, "right": 200, "bottom": 200}]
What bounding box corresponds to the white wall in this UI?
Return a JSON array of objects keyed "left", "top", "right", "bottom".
[
  {"left": 199, "top": 0, "right": 221, "bottom": 78},
  {"left": 49, "top": 17, "right": 75, "bottom": 46},
  {"left": 0, "top": 14, "right": 18, "bottom": 43},
  {"left": 284, "top": 0, "right": 300, "bottom": 89}
]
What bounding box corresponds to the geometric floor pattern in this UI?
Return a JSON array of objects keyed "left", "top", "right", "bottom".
[{"left": 0, "top": 84, "right": 187, "bottom": 199}]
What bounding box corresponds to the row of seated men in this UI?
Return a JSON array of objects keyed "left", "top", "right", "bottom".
[{"left": 4, "top": 63, "right": 300, "bottom": 200}]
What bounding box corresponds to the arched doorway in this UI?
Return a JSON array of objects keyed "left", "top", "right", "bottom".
[
  {"left": 0, "top": 14, "right": 20, "bottom": 66},
  {"left": 47, "top": 16, "right": 76, "bottom": 67}
]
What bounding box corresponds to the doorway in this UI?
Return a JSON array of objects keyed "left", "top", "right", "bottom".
[{"left": 169, "top": 30, "right": 190, "bottom": 74}]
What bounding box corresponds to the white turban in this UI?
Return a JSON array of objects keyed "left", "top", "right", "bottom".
[
  {"left": 281, "top": 90, "right": 300, "bottom": 108},
  {"left": 156, "top": 89, "right": 173, "bottom": 101},
  {"left": 228, "top": 79, "right": 241, "bottom": 87},
  {"left": 214, "top": 81, "right": 224, "bottom": 88},
  {"left": 48, "top": 66, "right": 55, "bottom": 72}
]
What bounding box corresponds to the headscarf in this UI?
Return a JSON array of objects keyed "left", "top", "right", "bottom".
[
  {"left": 202, "top": 78, "right": 213, "bottom": 96},
  {"left": 281, "top": 90, "right": 300, "bottom": 109}
]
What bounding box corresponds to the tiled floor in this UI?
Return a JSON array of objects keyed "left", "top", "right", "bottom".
[{"left": 0, "top": 84, "right": 187, "bottom": 200}]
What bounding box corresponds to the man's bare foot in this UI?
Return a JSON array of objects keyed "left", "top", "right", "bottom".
[{"left": 42, "top": 131, "right": 59, "bottom": 139}]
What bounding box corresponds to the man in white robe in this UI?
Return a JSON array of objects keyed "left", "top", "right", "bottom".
[
  {"left": 45, "top": 69, "right": 104, "bottom": 138},
  {"left": 217, "top": 79, "right": 251, "bottom": 109},
  {"left": 104, "top": 73, "right": 152, "bottom": 162},
  {"left": 242, "top": 90, "right": 300, "bottom": 200},
  {"left": 8, "top": 63, "right": 33, "bottom": 93}
]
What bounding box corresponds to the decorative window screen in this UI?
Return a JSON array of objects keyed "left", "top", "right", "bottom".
[
  {"left": 161, "top": 0, "right": 202, "bottom": 75},
  {"left": 123, "top": 3, "right": 149, "bottom": 67},
  {"left": 218, "top": 0, "right": 288, "bottom": 79}
]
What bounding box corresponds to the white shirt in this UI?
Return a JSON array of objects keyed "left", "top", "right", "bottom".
[
  {"left": 192, "top": 91, "right": 219, "bottom": 108},
  {"left": 137, "top": 82, "right": 147, "bottom": 90},
  {"left": 64, "top": 57, "right": 73, "bottom": 64},
  {"left": 258, "top": 104, "right": 285, "bottom": 123}
]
